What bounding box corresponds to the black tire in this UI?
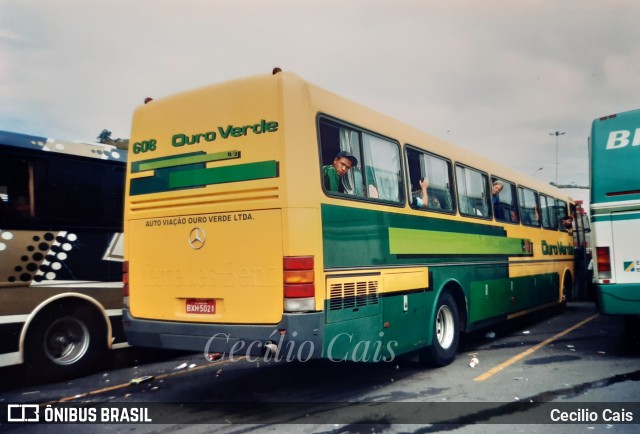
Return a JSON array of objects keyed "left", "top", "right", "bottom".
[
  {"left": 25, "top": 302, "right": 107, "bottom": 380},
  {"left": 623, "top": 315, "right": 640, "bottom": 341},
  {"left": 563, "top": 273, "right": 574, "bottom": 302},
  {"left": 419, "top": 291, "right": 460, "bottom": 367}
]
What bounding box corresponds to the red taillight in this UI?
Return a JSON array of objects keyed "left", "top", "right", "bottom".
[
  {"left": 284, "top": 283, "right": 315, "bottom": 298},
  {"left": 283, "top": 256, "right": 315, "bottom": 311},
  {"left": 283, "top": 256, "right": 314, "bottom": 298},
  {"left": 596, "top": 247, "right": 611, "bottom": 273},
  {"left": 284, "top": 256, "right": 314, "bottom": 270},
  {"left": 122, "top": 260, "right": 130, "bottom": 297}
]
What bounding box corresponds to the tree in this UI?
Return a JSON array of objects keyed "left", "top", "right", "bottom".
[{"left": 97, "top": 129, "right": 129, "bottom": 150}]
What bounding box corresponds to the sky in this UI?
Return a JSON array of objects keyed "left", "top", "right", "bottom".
[{"left": 2, "top": 0, "right": 639, "bottom": 188}]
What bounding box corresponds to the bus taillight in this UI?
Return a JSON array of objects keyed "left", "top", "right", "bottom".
[
  {"left": 122, "top": 261, "right": 130, "bottom": 298},
  {"left": 283, "top": 256, "right": 315, "bottom": 312},
  {"left": 596, "top": 246, "right": 612, "bottom": 280}
]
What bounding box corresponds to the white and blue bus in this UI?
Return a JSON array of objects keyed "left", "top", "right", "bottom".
[
  {"left": 0, "top": 130, "right": 127, "bottom": 379},
  {"left": 589, "top": 109, "right": 640, "bottom": 327}
]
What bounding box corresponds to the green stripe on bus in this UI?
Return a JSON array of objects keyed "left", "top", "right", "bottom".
[
  {"left": 169, "top": 160, "right": 278, "bottom": 189},
  {"left": 131, "top": 151, "right": 204, "bottom": 173},
  {"left": 321, "top": 203, "right": 513, "bottom": 268},
  {"left": 591, "top": 211, "right": 640, "bottom": 222},
  {"left": 134, "top": 150, "right": 240, "bottom": 172},
  {"left": 389, "top": 227, "right": 531, "bottom": 255}
]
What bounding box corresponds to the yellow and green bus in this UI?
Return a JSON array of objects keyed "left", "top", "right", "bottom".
[{"left": 123, "top": 70, "right": 576, "bottom": 366}]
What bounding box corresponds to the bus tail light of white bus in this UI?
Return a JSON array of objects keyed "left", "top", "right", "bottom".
[
  {"left": 596, "top": 246, "right": 612, "bottom": 282},
  {"left": 283, "top": 256, "right": 315, "bottom": 312}
]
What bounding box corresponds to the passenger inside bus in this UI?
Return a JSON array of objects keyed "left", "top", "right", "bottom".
[
  {"left": 322, "top": 151, "right": 358, "bottom": 193},
  {"left": 412, "top": 178, "right": 439, "bottom": 209},
  {"left": 410, "top": 175, "right": 453, "bottom": 211},
  {"left": 561, "top": 215, "right": 573, "bottom": 233},
  {"left": 491, "top": 180, "right": 519, "bottom": 223},
  {"left": 491, "top": 181, "right": 503, "bottom": 205}
]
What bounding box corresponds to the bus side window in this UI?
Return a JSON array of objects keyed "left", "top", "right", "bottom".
[
  {"left": 518, "top": 186, "right": 540, "bottom": 227},
  {"left": 492, "top": 177, "right": 519, "bottom": 224},
  {"left": 361, "top": 133, "right": 402, "bottom": 203},
  {"left": 318, "top": 118, "right": 363, "bottom": 197},
  {"left": 318, "top": 116, "right": 402, "bottom": 203},
  {"left": 540, "top": 194, "right": 558, "bottom": 230},
  {"left": 0, "top": 153, "right": 33, "bottom": 222},
  {"left": 456, "top": 164, "right": 491, "bottom": 218},
  {"left": 556, "top": 199, "right": 570, "bottom": 232},
  {"left": 406, "top": 146, "right": 455, "bottom": 213}
]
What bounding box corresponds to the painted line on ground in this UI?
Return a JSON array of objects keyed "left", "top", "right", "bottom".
[{"left": 473, "top": 313, "right": 599, "bottom": 382}]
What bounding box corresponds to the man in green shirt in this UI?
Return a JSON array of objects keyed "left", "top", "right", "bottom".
[{"left": 322, "top": 151, "right": 358, "bottom": 193}]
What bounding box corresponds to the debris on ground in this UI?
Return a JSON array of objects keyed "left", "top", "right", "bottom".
[
  {"left": 130, "top": 375, "right": 154, "bottom": 385},
  {"left": 207, "top": 352, "right": 223, "bottom": 362}
]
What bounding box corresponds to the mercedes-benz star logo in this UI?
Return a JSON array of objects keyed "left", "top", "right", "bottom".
[{"left": 188, "top": 227, "right": 206, "bottom": 250}]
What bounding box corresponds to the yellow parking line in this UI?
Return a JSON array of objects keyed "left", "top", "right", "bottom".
[{"left": 473, "top": 313, "right": 599, "bottom": 382}]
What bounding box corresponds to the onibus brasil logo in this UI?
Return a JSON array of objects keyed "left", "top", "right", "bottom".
[{"left": 6, "top": 403, "right": 152, "bottom": 423}]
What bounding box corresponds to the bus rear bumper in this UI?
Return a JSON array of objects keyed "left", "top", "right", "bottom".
[
  {"left": 122, "top": 309, "right": 324, "bottom": 359},
  {"left": 596, "top": 283, "right": 640, "bottom": 315}
]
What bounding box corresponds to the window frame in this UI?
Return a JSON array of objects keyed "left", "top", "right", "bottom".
[
  {"left": 517, "top": 185, "right": 541, "bottom": 228},
  {"left": 0, "top": 146, "right": 124, "bottom": 230},
  {"left": 454, "top": 163, "right": 492, "bottom": 220},
  {"left": 404, "top": 145, "right": 456, "bottom": 215},
  {"left": 556, "top": 199, "right": 571, "bottom": 232},
  {"left": 491, "top": 176, "right": 520, "bottom": 225},
  {"left": 539, "top": 194, "right": 559, "bottom": 230},
  {"left": 317, "top": 114, "right": 405, "bottom": 207}
]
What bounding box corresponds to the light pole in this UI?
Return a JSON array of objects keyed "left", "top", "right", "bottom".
[{"left": 549, "top": 131, "right": 565, "bottom": 185}]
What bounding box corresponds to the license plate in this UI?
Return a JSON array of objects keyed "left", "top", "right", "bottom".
[{"left": 185, "top": 299, "right": 215, "bottom": 314}]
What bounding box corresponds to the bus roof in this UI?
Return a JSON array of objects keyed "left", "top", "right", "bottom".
[
  {"left": 132, "top": 70, "right": 573, "bottom": 204},
  {"left": 0, "top": 130, "right": 126, "bottom": 163}
]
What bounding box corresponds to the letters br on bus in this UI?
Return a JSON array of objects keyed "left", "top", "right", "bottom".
[
  {"left": 0, "top": 130, "right": 127, "bottom": 379},
  {"left": 123, "top": 69, "right": 577, "bottom": 366},
  {"left": 589, "top": 109, "right": 640, "bottom": 326}
]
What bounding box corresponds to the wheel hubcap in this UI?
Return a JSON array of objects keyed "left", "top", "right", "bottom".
[
  {"left": 436, "top": 305, "right": 455, "bottom": 349},
  {"left": 44, "top": 316, "right": 90, "bottom": 365}
]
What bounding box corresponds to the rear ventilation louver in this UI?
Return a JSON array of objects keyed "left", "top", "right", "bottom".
[{"left": 329, "top": 280, "right": 379, "bottom": 310}]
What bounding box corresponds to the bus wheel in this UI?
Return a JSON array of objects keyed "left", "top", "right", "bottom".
[
  {"left": 419, "top": 291, "right": 460, "bottom": 367},
  {"left": 25, "top": 303, "right": 107, "bottom": 380},
  {"left": 623, "top": 315, "right": 640, "bottom": 341}
]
